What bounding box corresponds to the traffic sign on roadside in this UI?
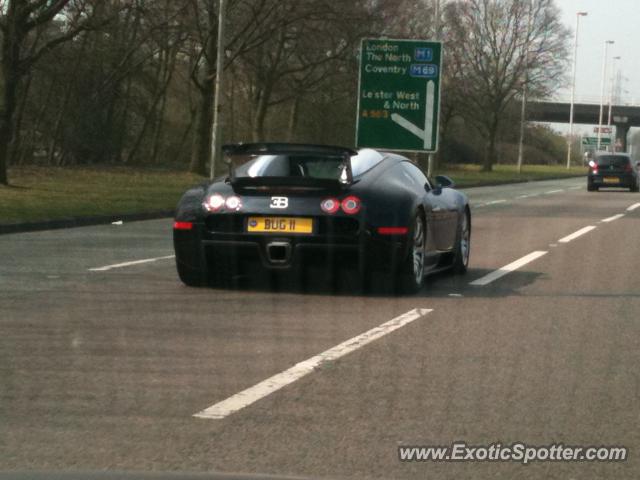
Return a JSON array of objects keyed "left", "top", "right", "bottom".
[
  {"left": 356, "top": 38, "right": 442, "bottom": 153},
  {"left": 582, "top": 136, "right": 611, "bottom": 146}
]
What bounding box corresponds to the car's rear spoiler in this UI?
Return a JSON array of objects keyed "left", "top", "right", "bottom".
[{"left": 223, "top": 143, "right": 358, "bottom": 187}]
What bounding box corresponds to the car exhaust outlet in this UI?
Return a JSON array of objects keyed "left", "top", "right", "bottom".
[{"left": 266, "top": 242, "right": 291, "bottom": 264}]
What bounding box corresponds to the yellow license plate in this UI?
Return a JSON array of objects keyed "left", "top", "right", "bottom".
[
  {"left": 603, "top": 177, "right": 619, "bottom": 184},
  {"left": 247, "top": 217, "right": 313, "bottom": 234}
]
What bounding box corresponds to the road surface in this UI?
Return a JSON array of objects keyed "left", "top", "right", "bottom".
[{"left": 2, "top": 177, "right": 639, "bottom": 479}]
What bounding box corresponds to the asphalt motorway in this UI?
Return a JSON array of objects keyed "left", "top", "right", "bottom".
[{"left": 2, "top": 177, "right": 640, "bottom": 479}]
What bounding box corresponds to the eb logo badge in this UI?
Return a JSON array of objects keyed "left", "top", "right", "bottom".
[{"left": 270, "top": 197, "right": 288, "bottom": 209}]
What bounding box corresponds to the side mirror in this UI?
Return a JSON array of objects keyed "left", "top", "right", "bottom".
[
  {"left": 636, "top": 161, "right": 640, "bottom": 168},
  {"left": 435, "top": 175, "right": 455, "bottom": 189}
]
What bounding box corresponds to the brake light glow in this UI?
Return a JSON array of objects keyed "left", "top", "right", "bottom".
[
  {"left": 377, "top": 226, "right": 409, "bottom": 235},
  {"left": 624, "top": 163, "right": 632, "bottom": 173},
  {"left": 225, "top": 195, "right": 242, "bottom": 211},
  {"left": 173, "top": 221, "right": 193, "bottom": 230},
  {"left": 341, "top": 196, "right": 361, "bottom": 215},
  {"left": 203, "top": 193, "right": 225, "bottom": 212},
  {"left": 320, "top": 198, "right": 340, "bottom": 214}
]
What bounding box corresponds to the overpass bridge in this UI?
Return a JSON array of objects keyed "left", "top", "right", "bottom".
[{"left": 528, "top": 98, "right": 640, "bottom": 151}]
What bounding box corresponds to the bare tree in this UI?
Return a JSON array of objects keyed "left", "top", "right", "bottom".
[
  {"left": 445, "top": 0, "right": 569, "bottom": 171},
  {"left": 187, "top": 0, "right": 282, "bottom": 175},
  {"left": 0, "top": 0, "right": 103, "bottom": 184}
]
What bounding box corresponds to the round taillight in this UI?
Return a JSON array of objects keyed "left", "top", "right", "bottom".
[
  {"left": 320, "top": 197, "right": 340, "bottom": 214},
  {"left": 341, "top": 196, "right": 361, "bottom": 215},
  {"left": 225, "top": 195, "right": 242, "bottom": 211},
  {"left": 203, "top": 194, "right": 225, "bottom": 212}
]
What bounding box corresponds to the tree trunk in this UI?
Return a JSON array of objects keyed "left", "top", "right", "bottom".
[
  {"left": 286, "top": 97, "right": 299, "bottom": 142},
  {"left": 9, "top": 72, "right": 32, "bottom": 165},
  {"left": 252, "top": 92, "right": 268, "bottom": 142},
  {"left": 189, "top": 83, "right": 214, "bottom": 175},
  {"left": 189, "top": 2, "right": 217, "bottom": 176},
  {"left": 0, "top": 4, "right": 24, "bottom": 185},
  {"left": 482, "top": 116, "right": 499, "bottom": 172},
  {"left": 0, "top": 71, "right": 19, "bottom": 185},
  {"left": 252, "top": 82, "right": 274, "bottom": 142}
]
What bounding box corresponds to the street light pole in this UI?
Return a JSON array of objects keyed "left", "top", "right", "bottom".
[
  {"left": 517, "top": 0, "right": 536, "bottom": 174},
  {"left": 566, "top": 11, "right": 587, "bottom": 169},
  {"left": 427, "top": 0, "right": 440, "bottom": 178},
  {"left": 209, "top": 0, "right": 227, "bottom": 180},
  {"left": 607, "top": 56, "right": 621, "bottom": 127},
  {"left": 517, "top": 69, "right": 528, "bottom": 174},
  {"left": 597, "top": 40, "right": 614, "bottom": 151}
]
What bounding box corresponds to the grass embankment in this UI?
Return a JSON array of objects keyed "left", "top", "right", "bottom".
[
  {"left": 438, "top": 164, "right": 586, "bottom": 189},
  {"left": 0, "top": 164, "right": 587, "bottom": 224},
  {"left": 0, "top": 166, "right": 203, "bottom": 224}
]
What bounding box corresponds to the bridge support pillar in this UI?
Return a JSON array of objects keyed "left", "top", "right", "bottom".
[{"left": 614, "top": 123, "right": 629, "bottom": 152}]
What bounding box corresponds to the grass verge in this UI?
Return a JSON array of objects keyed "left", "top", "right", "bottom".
[
  {"left": 0, "top": 166, "right": 204, "bottom": 224},
  {"left": 439, "top": 164, "right": 586, "bottom": 188},
  {"left": 0, "top": 164, "right": 587, "bottom": 224}
]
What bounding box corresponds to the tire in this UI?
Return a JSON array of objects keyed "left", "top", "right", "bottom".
[
  {"left": 176, "top": 259, "right": 208, "bottom": 287},
  {"left": 630, "top": 183, "right": 639, "bottom": 193},
  {"left": 587, "top": 182, "right": 597, "bottom": 192},
  {"left": 397, "top": 213, "right": 426, "bottom": 294},
  {"left": 452, "top": 208, "right": 471, "bottom": 274}
]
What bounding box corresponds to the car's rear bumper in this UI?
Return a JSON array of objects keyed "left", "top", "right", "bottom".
[
  {"left": 174, "top": 224, "right": 408, "bottom": 273},
  {"left": 589, "top": 174, "right": 636, "bottom": 187}
]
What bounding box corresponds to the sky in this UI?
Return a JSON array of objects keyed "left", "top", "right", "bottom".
[
  {"left": 556, "top": 0, "right": 640, "bottom": 104},
  {"left": 548, "top": 0, "right": 640, "bottom": 137}
]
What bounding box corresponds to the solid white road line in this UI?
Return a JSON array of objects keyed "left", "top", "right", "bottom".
[
  {"left": 545, "top": 189, "right": 564, "bottom": 195},
  {"left": 558, "top": 226, "right": 596, "bottom": 244},
  {"left": 89, "top": 255, "right": 175, "bottom": 272},
  {"left": 568, "top": 186, "right": 582, "bottom": 190},
  {"left": 486, "top": 199, "right": 507, "bottom": 205},
  {"left": 193, "top": 308, "right": 433, "bottom": 420},
  {"left": 626, "top": 203, "right": 640, "bottom": 212},
  {"left": 469, "top": 251, "right": 548, "bottom": 287},
  {"left": 601, "top": 214, "right": 625, "bottom": 223},
  {"left": 516, "top": 194, "right": 530, "bottom": 199}
]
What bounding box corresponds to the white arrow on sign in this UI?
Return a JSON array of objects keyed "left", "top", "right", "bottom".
[{"left": 391, "top": 80, "right": 435, "bottom": 150}]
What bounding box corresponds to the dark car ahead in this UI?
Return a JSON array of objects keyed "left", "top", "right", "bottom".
[
  {"left": 587, "top": 153, "right": 639, "bottom": 192},
  {"left": 173, "top": 143, "right": 471, "bottom": 293}
]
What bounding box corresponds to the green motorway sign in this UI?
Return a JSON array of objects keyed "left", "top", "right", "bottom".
[
  {"left": 356, "top": 38, "right": 442, "bottom": 153},
  {"left": 582, "top": 136, "right": 611, "bottom": 146}
]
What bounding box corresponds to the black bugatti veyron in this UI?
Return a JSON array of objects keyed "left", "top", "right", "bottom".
[{"left": 173, "top": 143, "right": 470, "bottom": 292}]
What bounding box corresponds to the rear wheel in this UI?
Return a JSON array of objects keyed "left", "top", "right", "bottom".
[
  {"left": 587, "top": 181, "right": 598, "bottom": 192},
  {"left": 397, "top": 213, "right": 425, "bottom": 293},
  {"left": 452, "top": 209, "right": 470, "bottom": 274},
  {"left": 176, "top": 260, "right": 208, "bottom": 287},
  {"left": 630, "top": 183, "right": 639, "bottom": 193}
]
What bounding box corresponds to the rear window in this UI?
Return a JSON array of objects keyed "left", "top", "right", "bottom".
[
  {"left": 229, "top": 149, "right": 385, "bottom": 181},
  {"left": 231, "top": 154, "right": 344, "bottom": 180},
  {"left": 596, "top": 156, "right": 630, "bottom": 168}
]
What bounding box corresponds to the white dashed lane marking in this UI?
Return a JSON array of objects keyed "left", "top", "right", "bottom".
[
  {"left": 469, "top": 251, "right": 548, "bottom": 287},
  {"left": 193, "top": 308, "right": 433, "bottom": 419},
  {"left": 601, "top": 214, "right": 625, "bottom": 223},
  {"left": 558, "top": 226, "right": 597, "bottom": 244},
  {"left": 89, "top": 255, "right": 175, "bottom": 272}
]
